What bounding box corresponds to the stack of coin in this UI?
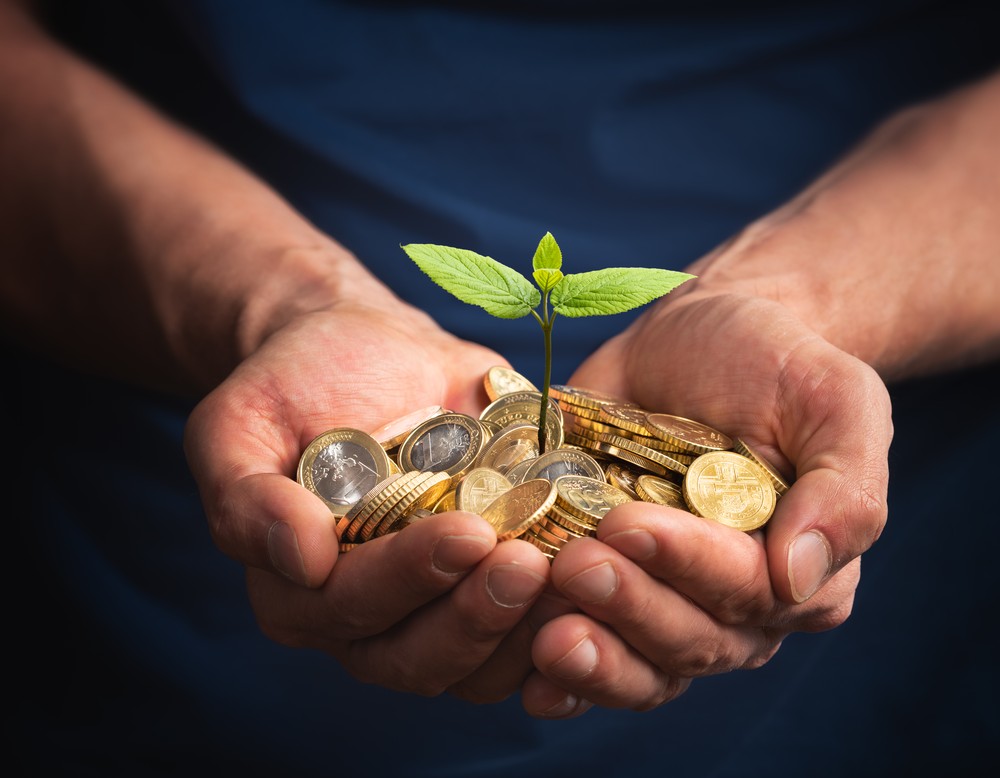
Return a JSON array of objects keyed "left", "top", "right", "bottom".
[{"left": 296, "top": 367, "right": 794, "bottom": 557}]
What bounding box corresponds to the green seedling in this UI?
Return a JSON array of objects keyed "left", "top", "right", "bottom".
[{"left": 402, "top": 232, "right": 694, "bottom": 454}]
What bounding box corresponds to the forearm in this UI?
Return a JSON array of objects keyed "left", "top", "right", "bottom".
[
  {"left": 681, "top": 69, "right": 1000, "bottom": 382},
  {"left": 0, "top": 1, "right": 387, "bottom": 392}
]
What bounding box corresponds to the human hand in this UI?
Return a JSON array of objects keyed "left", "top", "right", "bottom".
[
  {"left": 184, "top": 298, "right": 552, "bottom": 696},
  {"left": 518, "top": 292, "right": 891, "bottom": 716}
]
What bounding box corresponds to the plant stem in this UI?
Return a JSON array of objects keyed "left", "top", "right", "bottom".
[{"left": 534, "top": 292, "right": 556, "bottom": 455}]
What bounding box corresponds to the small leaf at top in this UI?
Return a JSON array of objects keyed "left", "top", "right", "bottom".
[
  {"left": 402, "top": 243, "right": 540, "bottom": 319},
  {"left": 533, "top": 267, "right": 563, "bottom": 293},
  {"left": 551, "top": 267, "right": 695, "bottom": 317},
  {"left": 532, "top": 232, "right": 562, "bottom": 272}
]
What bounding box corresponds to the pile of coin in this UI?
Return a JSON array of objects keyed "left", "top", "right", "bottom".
[{"left": 296, "top": 366, "right": 792, "bottom": 559}]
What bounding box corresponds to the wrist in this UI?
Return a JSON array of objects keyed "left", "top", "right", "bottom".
[{"left": 672, "top": 73, "right": 1000, "bottom": 381}]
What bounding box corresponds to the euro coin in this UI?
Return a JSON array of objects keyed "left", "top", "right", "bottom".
[
  {"left": 554, "top": 475, "right": 632, "bottom": 523},
  {"left": 475, "top": 422, "right": 541, "bottom": 473},
  {"left": 521, "top": 447, "right": 605, "bottom": 483},
  {"left": 481, "top": 478, "right": 557, "bottom": 541},
  {"left": 297, "top": 428, "right": 393, "bottom": 517},
  {"left": 479, "top": 390, "right": 564, "bottom": 451},
  {"left": 397, "top": 412, "right": 485, "bottom": 478},
  {"left": 370, "top": 405, "right": 448, "bottom": 449}
]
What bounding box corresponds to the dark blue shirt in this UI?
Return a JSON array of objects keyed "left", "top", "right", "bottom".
[{"left": 9, "top": 1, "right": 1000, "bottom": 775}]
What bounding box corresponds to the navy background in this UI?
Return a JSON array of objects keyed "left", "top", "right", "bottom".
[{"left": 6, "top": 1, "right": 1000, "bottom": 774}]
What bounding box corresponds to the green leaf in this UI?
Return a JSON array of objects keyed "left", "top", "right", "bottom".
[
  {"left": 551, "top": 267, "right": 695, "bottom": 317},
  {"left": 532, "top": 232, "right": 562, "bottom": 272},
  {"left": 402, "top": 243, "right": 540, "bottom": 319},
  {"left": 533, "top": 267, "right": 563, "bottom": 293}
]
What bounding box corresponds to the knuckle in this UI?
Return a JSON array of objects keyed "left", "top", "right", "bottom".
[
  {"left": 635, "top": 675, "right": 690, "bottom": 711},
  {"left": 712, "top": 566, "right": 774, "bottom": 625},
  {"left": 674, "top": 640, "right": 728, "bottom": 677},
  {"left": 348, "top": 645, "right": 448, "bottom": 697},
  {"left": 855, "top": 475, "right": 889, "bottom": 544},
  {"left": 741, "top": 637, "right": 783, "bottom": 670}
]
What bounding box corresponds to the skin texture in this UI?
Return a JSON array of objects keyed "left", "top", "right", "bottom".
[{"left": 2, "top": 0, "right": 998, "bottom": 716}]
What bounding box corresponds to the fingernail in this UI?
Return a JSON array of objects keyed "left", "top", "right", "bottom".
[
  {"left": 267, "top": 521, "right": 306, "bottom": 585},
  {"left": 551, "top": 636, "right": 599, "bottom": 679},
  {"left": 432, "top": 534, "right": 494, "bottom": 575},
  {"left": 603, "top": 529, "right": 658, "bottom": 561},
  {"left": 562, "top": 562, "right": 618, "bottom": 604},
  {"left": 486, "top": 563, "right": 546, "bottom": 608},
  {"left": 788, "top": 530, "right": 833, "bottom": 603},
  {"left": 539, "top": 693, "right": 594, "bottom": 719}
]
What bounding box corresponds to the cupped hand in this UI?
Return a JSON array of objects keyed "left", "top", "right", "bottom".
[
  {"left": 520, "top": 292, "right": 892, "bottom": 715},
  {"left": 184, "top": 300, "right": 551, "bottom": 696}
]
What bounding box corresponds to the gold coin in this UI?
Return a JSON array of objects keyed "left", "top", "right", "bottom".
[
  {"left": 597, "top": 403, "right": 653, "bottom": 436},
  {"left": 547, "top": 502, "right": 601, "bottom": 536},
  {"left": 352, "top": 471, "right": 431, "bottom": 542},
  {"left": 548, "top": 384, "right": 632, "bottom": 412},
  {"left": 370, "top": 406, "right": 448, "bottom": 449},
  {"left": 568, "top": 416, "right": 622, "bottom": 436},
  {"left": 554, "top": 475, "right": 632, "bottom": 523},
  {"left": 371, "top": 471, "right": 452, "bottom": 540},
  {"left": 644, "top": 413, "right": 733, "bottom": 455},
  {"left": 524, "top": 519, "right": 573, "bottom": 551},
  {"left": 455, "top": 467, "right": 513, "bottom": 515},
  {"left": 605, "top": 463, "right": 642, "bottom": 499},
  {"left": 592, "top": 440, "right": 672, "bottom": 478},
  {"left": 521, "top": 447, "right": 605, "bottom": 483},
  {"left": 635, "top": 474, "right": 687, "bottom": 509},
  {"left": 732, "top": 438, "right": 791, "bottom": 496},
  {"left": 397, "top": 412, "right": 485, "bottom": 478},
  {"left": 433, "top": 488, "right": 457, "bottom": 513},
  {"left": 682, "top": 451, "right": 776, "bottom": 532},
  {"left": 522, "top": 531, "right": 559, "bottom": 560},
  {"left": 481, "top": 478, "right": 557, "bottom": 541},
  {"left": 557, "top": 402, "right": 603, "bottom": 421},
  {"left": 341, "top": 471, "right": 416, "bottom": 542},
  {"left": 533, "top": 514, "right": 587, "bottom": 544},
  {"left": 599, "top": 433, "right": 690, "bottom": 475},
  {"left": 475, "top": 422, "right": 541, "bottom": 473},
  {"left": 565, "top": 423, "right": 603, "bottom": 442},
  {"left": 484, "top": 365, "right": 539, "bottom": 401},
  {"left": 297, "top": 428, "right": 394, "bottom": 517}
]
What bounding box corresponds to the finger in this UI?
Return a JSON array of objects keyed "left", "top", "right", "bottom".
[
  {"left": 597, "top": 501, "right": 775, "bottom": 625},
  {"left": 448, "top": 587, "right": 578, "bottom": 704},
  {"left": 343, "top": 538, "right": 551, "bottom": 696},
  {"left": 519, "top": 672, "right": 595, "bottom": 719},
  {"left": 767, "top": 344, "right": 892, "bottom": 603},
  {"left": 219, "top": 472, "right": 342, "bottom": 588},
  {"left": 550, "top": 537, "right": 777, "bottom": 681},
  {"left": 184, "top": 379, "right": 342, "bottom": 588},
  {"left": 246, "top": 511, "right": 498, "bottom": 647},
  {"left": 530, "top": 611, "right": 692, "bottom": 711},
  {"left": 598, "top": 502, "right": 859, "bottom": 636}
]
